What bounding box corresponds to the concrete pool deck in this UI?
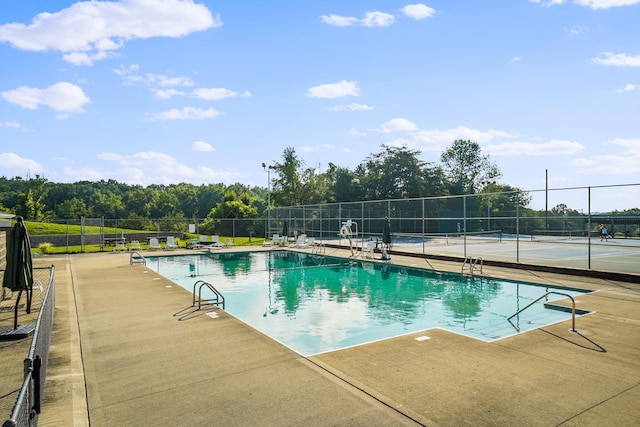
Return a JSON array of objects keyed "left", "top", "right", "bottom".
[{"left": 24, "top": 247, "right": 640, "bottom": 425}]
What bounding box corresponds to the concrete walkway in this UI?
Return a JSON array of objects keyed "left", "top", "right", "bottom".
[{"left": 21, "top": 249, "right": 640, "bottom": 425}]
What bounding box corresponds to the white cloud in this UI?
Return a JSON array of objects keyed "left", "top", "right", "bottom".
[
  {"left": 0, "top": 153, "right": 43, "bottom": 173},
  {"left": 380, "top": 118, "right": 418, "bottom": 133},
  {"left": 307, "top": 80, "right": 359, "bottom": 99},
  {"left": 91, "top": 150, "right": 239, "bottom": 185},
  {"left": 122, "top": 72, "right": 195, "bottom": 87},
  {"left": 529, "top": 0, "right": 568, "bottom": 6},
  {"left": 401, "top": 4, "right": 437, "bottom": 20},
  {"left": 321, "top": 11, "right": 395, "bottom": 27},
  {"left": 146, "top": 107, "right": 222, "bottom": 121},
  {"left": 511, "top": 56, "right": 522, "bottom": 62},
  {"left": 564, "top": 25, "right": 589, "bottom": 36},
  {"left": 617, "top": 83, "right": 640, "bottom": 93},
  {"left": 320, "top": 14, "right": 359, "bottom": 27},
  {"left": 410, "top": 126, "right": 513, "bottom": 150},
  {"left": 571, "top": 138, "right": 640, "bottom": 175},
  {"left": 362, "top": 11, "right": 396, "bottom": 27},
  {"left": 530, "top": 0, "right": 640, "bottom": 8},
  {"left": 191, "top": 88, "right": 252, "bottom": 100},
  {"left": 152, "top": 88, "right": 186, "bottom": 99},
  {"left": 485, "top": 140, "right": 585, "bottom": 156},
  {"left": 300, "top": 144, "right": 334, "bottom": 153},
  {"left": 0, "top": 0, "right": 221, "bottom": 66},
  {"left": 0, "top": 121, "right": 23, "bottom": 129},
  {"left": 192, "top": 141, "right": 214, "bottom": 152},
  {"left": 574, "top": 0, "right": 640, "bottom": 9},
  {"left": 607, "top": 137, "right": 640, "bottom": 155},
  {"left": 593, "top": 52, "right": 640, "bottom": 66},
  {"left": 329, "top": 103, "right": 374, "bottom": 111},
  {"left": 349, "top": 128, "right": 367, "bottom": 137},
  {"left": 1, "top": 82, "right": 90, "bottom": 113}
]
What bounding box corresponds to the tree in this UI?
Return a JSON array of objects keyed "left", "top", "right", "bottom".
[
  {"left": 271, "top": 147, "right": 304, "bottom": 206},
  {"left": 440, "top": 140, "right": 501, "bottom": 194},
  {"left": 325, "top": 163, "right": 364, "bottom": 203},
  {"left": 54, "top": 197, "right": 89, "bottom": 218},
  {"left": 201, "top": 189, "right": 259, "bottom": 236},
  {"left": 361, "top": 145, "right": 428, "bottom": 200},
  {"left": 15, "top": 174, "right": 49, "bottom": 220}
]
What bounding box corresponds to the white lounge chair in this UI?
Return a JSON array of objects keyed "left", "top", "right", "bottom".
[
  {"left": 210, "top": 235, "right": 223, "bottom": 249},
  {"left": 166, "top": 236, "right": 178, "bottom": 250},
  {"left": 149, "top": 237, "right": 161, "bottom": 250},
  {"left": 294, "top": 234, "right": 308, "bottom": 247},
  {"left": 113, "top": 241, "right": 127, "bottom": 252},
  {"left": 130, "top": 240, "right": 141, "bottom": 251}
]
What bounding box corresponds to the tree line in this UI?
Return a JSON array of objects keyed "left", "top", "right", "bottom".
[{"left": 1, "top": 140, "right": 635, "bottom": 234}]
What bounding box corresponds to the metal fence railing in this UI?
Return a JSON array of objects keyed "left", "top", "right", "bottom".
[
  {"left": 270, "top": 184, "right": 640, "bottom": 275},
  {"left": 23, "top": 183, "right": 640, "bottom": 275},
  {"left": 2, "top": 266, "right": 55, "bottom": 427}
]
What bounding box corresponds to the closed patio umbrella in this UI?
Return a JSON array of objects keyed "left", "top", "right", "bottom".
[
  {"left": 2, "top": 216, "right": 34, "bottom": 333},
  {"left": 382, "top": 216, "right": 391, "bottom": 248},
  {"left": 282, "top": 220, "right": 288, "bottom": 239},
  {"left": 382, "top": 217, "right": 391, "bottom": 260}
]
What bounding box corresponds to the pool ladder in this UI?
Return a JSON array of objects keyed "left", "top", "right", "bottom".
[
  {"left": 311, "top": 241, "right": 326, "bottom": 255},
  {"left": 129, "top": 251, "right": 147, "bottom": 265},
  {"left": 461, "top": 256, "right": 483, "bottom": 276},
  {"left": 192, "top": 280, "right": 225, "bottom": 310}
]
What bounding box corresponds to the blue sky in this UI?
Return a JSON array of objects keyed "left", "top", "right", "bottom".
[{"left": 0, "top": 0, "right": 638, "bottom": 212}]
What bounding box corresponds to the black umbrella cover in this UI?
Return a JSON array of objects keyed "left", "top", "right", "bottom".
[
  {"left": 2, "top": 216, "right": 33, "bottom": 293},
  {"left": 383, "top": 217, "right": 391, "bottom": 245}
]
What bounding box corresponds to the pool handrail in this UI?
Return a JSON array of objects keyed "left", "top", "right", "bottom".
[
  {"left": 507, "top": 291, "right": 577, "bottom": 332},
  {"left": 129, "top": 251, "right": 146, "bottom": 265},
  {"left": 461, "top": 256, "right": 483, "bottom": 276},
  {"left": 192, "top": 280, "right": 225, "bottom": 310}
]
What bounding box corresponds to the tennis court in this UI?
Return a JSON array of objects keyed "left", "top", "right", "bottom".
[{"left": 388, "top": 233, "right": 640, "bottom": 274}]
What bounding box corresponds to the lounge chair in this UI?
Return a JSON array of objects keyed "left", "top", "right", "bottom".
[
  {"left": 199, "top": 235, "right": 211, "bottom": 245},
  {"left": 210, "top": 235, "right": 223, "bottom": 249},
  {"left": 149, "top": 237, "right": 161, "bottom": 250},
  {"left": 263, "top": 234, "right": 284, "bottom": 246},
  {"left": 130, "top": 240, "right": 141, "bottom": 251},
  {"left": 294, "top": 234, "right": 308, "bottom": 248},
  {"left": 113, "top": 241, "right": 127, "bottom": 252},
  {"left": 166, "top": 236, "right": 178, "bottom": 250},
  {"left": 186, "top": 239, "right": 202, "bottom": 249}
]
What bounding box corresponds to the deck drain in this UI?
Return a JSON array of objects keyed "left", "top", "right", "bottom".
[{"left": 415, "top": 336, "right": 431, "bottom": 341}]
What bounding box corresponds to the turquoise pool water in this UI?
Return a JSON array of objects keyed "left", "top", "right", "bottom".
[{"left": 147, "top": 251, "right": 591, "bottom": 356}]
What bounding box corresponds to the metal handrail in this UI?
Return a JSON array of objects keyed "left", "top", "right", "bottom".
[
  {"left": 461, "top": 256, "right": 470, "bottom": 274},
  {"left": 312, "top": 241, "right": 325, "bottom": 255},
  {"left": 192, "top": 280, "right": 225, "bottom": 310},
  {"left": 129, "top": 251, "right": 146, "bottom": 265},
  {"left": 471, "top": 257, "right": 483, "bottom": 275},
  {"left": 461, "top": 256, "right": 483, "bottom": 276},
  {"left": 508, "top": 291, "right": 577, "bottom": 332}
]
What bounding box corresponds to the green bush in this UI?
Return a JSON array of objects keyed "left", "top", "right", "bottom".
[{"left": 38, "top": 242, "right": 54, "bottom": 254}]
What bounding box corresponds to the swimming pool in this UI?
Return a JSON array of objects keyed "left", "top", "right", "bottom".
[{"left": 147, "top": 251, "right": 591, "bottom": 356}]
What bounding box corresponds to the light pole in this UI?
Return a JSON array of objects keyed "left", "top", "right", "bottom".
[
  {"left": 262, "top": 163, "right": 275, "bottom": 238},
  {"left": 481, "top": 180, "right": 495, "bottom": 231}
]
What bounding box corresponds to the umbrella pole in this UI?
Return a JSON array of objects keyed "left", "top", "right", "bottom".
[
  {"left": 13, "top": 289, "right": 23, "bottom": 329},
  {"left": 26, "top": 285, "right": 32, "bottom": 314}
]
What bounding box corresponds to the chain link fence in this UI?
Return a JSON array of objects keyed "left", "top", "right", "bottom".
[
  {"left": 23, "top": 184, "right": 640, "bottom": 274},
  {"left": 2, "top": 266, "right": 55, "bottom": 427},
  {"left": 271, "top": 184, "right": 640, "bottom": 275}
]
